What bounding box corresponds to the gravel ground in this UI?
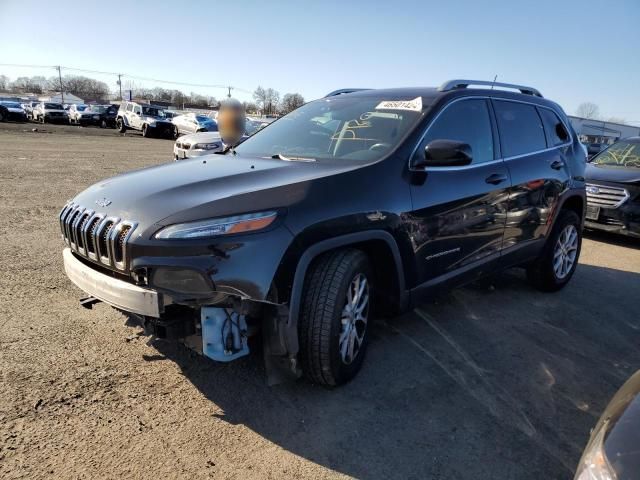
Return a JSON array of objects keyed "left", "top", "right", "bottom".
[{"left": 1, "top": 121, "right": 639, "bottom": 480}]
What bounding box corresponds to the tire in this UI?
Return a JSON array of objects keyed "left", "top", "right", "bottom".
[
  {"left": 298, "top": 249, "right": 373, "bottom": 386},
  {"left": 173, "top": 125, "right": 180, "bottom": 139},
  {"left": 117, "top": 118, "right": 126, "bottom": 133},
  {"left": 142, "top": 124, "right": 150, "bottom": 137},
  {"left": 527, "top": 209, "right": 582, "bottom": 292},
  {"left": 0, "top": 110, "right": 5, "bottom": 122},
  {"left": 100, "top": 119, "right": 107, "bottom": 129}
]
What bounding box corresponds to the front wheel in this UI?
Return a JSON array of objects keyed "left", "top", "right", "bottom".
[
  {"left": 100, "top": 119, "right": 107, "bottom": 128},
  {"left": 527, "top": 209, "right": 582, "bottom": 292},
  {"left": 142, "top": 124, "right": 150, "bottom": 137},
  {"left": 117, "top": 118, "right": 126, "bottom": 133},
  {"left": 298, "top": 249, "right": 373, "bottom": 386}
]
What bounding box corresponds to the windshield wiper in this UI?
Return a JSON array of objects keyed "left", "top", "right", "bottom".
[{"left": 270, "top": 153, "right": 316, "bottom": 162}]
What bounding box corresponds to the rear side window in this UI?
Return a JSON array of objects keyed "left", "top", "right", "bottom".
[
  {"left": 493, "top": 100, "right": 546, "bottom": 157},
  {"left": 420, "top": 98, "right": 494, "bottom": 164},
  {"left": 538, "top": 107, "right": 570, "bottom": 147}
]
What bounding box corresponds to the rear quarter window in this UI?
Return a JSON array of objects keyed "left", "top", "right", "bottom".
[
  {"left": 538, "top": 107, "right": 570, "bottom": 147},
  {"left": 493, "top": 100, "right": 546, "bottom": 157}
]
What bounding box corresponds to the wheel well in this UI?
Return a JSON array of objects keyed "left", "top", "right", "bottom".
[{"left": 561, "top": 195, "right": 584, "bottom": 218}]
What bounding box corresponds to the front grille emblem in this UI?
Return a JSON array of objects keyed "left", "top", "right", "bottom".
[{"left": 96, "top": 197, "right": 112, "bottom": 207}]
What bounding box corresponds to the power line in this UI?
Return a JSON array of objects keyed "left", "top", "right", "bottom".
[{"left": 0, "top": 63, "right": 252, "bottom": 95}]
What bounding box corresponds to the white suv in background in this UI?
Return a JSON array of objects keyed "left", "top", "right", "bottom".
[
  {"left": 115, "top": 101, "right": 174, "bottom": 138},
  {"left": 32, "top": 102, "right": 69, "bottom": 123}
]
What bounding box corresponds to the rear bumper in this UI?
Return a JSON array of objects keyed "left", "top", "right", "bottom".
[{"left": 63, "top": 248, "right": 162, "bottom": 317}]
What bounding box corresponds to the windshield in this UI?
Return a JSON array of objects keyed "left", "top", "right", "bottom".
[
  {"left": 45, "top": 103, "right": 64, "bottom": 110},
  {"left": 88, "top": 105, "right": 106, "bottom": 113},
  {"left": 592, "top": 141, "right": 640, "bottom": 169},
  {"left": 234, "top": 96, "right": 424, "bottom": 161},
  {"left": 142, "top": 106, "right": 165, "bottom": 117},
  {"left": 196, "top": 115, "right": 212, "bottom": 123},
  {"left": 1, "top": 102, "right": 21, "bottom": 108},
  {"left": 76, "top": 105, "right": 88, "bottom": 111}
]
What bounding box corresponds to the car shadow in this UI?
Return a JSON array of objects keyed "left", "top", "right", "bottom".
[
  {"left": 584, "top": 229, "right": 640, "bottom": 249},
  {"left": 144, "top": 263, "right": 640, "bottom": 479}
]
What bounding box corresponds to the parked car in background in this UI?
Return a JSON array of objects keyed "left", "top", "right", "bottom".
[
  {"left": 32, "top": 102, "right": 68, "bottom": 123},
  {"left": 584, "top": 137, "right": 640, "bottom": 238},
  {"left": 245, "top": 118, "right": 271, "bottom": 135},
  {"left": 24, "top": 101, "right": 40, "bottom": 120},
  {"left": 116, "top": 101, "right": 174, "bottom": 138},
  {"left": 172, "top": 113, "right": 218, "bottom": 137},
  {"left": 586, "top": 142, "right": 608, "bottom": 159},
  {"left": 59, "top": 79, "right": 586, "bottom": 386},
  {"left": 163, "top": 110, "right": 179, "bottom": 120},
  {"left": 0, "top": 101, "right": 28, "bottom": 122},
  {"left": 94, "top": 104, "right": 118, "bottom": 128},
  {"left": 68, "top": 104, "right": 89, "bottom": 123},
  {"left": 574, "top": 370, "right": 640, "bottom": 479},
  {"left": 173, "top": 131, "right": 224, "bottom": 159}
]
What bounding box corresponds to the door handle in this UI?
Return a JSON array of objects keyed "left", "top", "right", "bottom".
[
  {"left": 550, "top": 160, "right": 565, "bottom": 170},
  {"left": 485, "top": 173, "right": 508, "bottom": 185}
]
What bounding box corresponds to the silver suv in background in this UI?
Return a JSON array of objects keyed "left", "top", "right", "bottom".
[{"left": 116, "top": 101, "right": 174, "bottom": 138}]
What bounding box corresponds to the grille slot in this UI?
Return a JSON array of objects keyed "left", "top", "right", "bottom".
[
  {"left": 586, "top": 183, "right": 630, "bottom": 208},
  {"left": 58, "top": 203, "right": 137, "bottom": 271}
]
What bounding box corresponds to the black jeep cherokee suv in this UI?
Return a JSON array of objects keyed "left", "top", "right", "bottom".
[{"left": 60, "top": 79, "right": 586, "bottom": 386}]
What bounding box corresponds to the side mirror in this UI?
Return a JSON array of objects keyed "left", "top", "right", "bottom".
[{"left": 412, "top": 139, "right": 473, "bottom": 169}]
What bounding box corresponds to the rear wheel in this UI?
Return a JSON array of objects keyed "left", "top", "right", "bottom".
[
  {"left": 0, "top": 110, "right": 5, "bottom": 122},
  {"left": 527, "top": 209, "right": 582, "bottom": 292},
  {"left": 298, "top": 249, "right": 373, "bottom": 386},
  {"left": 100, "top": 119, "right": 107, "bottom": 129},
  {"left": 117, "top": 118, "right": 126, "bottom": 133}
]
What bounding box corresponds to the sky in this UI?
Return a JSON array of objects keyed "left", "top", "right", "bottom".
[{"left": 1, "top": 0, "right": 639, "bottom": 122}]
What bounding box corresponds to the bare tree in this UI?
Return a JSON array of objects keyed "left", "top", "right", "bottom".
[
  {"left": 264, "top": 88, "right": 280, "bottom": 116},
  {"left": 576, "top": 102, "right": 600, "bottom": 119},
  {"left": 253, "top": 86, "right": 267, "bottom": 112},
  {"left": 280, "top": 93, "right": 305, "bottom": 114},
  {"left": 0, "top": 75, "right": 8, "bottom": 91}
]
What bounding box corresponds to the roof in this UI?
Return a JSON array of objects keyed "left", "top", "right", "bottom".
[{"left": 323, "top": 85, "right": 558, "bottom": 111}]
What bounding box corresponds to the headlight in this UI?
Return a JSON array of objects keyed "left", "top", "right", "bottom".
[
  {"left": 155, "top": 211, "right": 277, "bottom": 239},
  {"left": 193, "top": 142, "right": 222, "bottom": 150},
  {"left": 574, "top": 420, "right": 615, "bottom": 480}
]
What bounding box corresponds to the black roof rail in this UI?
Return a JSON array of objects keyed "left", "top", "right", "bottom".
[
  {"left": 324, "top": 88, "right": 371, "bottom": 98},
  {"left": 438, "top": 79, "right": 543, "bottom": 98}
]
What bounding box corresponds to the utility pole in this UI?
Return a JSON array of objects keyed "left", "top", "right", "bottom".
[
  {"left": 227, "top": 86, "right": 232, "bottom": 98},
  {"left": 117, "top": 74, "right": 123, "bottom": 100},
  {"left": 56, "top": 66, "right": 64, "bottom": 104}
]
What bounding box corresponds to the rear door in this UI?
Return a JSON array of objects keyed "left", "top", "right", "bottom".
[
  {"left": 408, "top": 97, "right": 511, "bottom": 284},
  {"left": 492, "top": 99, "right": 570, "bottom": 252}
]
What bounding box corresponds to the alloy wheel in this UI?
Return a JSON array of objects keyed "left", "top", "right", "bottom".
[
  {"left": 553, "top": 224, "right": 578, "bottom": 279},
  {"left": 339, "top": 273, "right": 369, "bottom": 365}
]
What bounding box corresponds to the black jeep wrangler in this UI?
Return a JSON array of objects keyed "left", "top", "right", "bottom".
[{"left": 60, "top": 80, "right": 586, "bottom": 386}]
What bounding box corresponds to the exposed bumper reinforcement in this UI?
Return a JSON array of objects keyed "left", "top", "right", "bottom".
[{"left": 63, "top": 248, "right": 162, "bottom": 317}]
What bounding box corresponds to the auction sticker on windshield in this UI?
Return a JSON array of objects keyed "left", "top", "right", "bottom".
[{"left": 375, "top": 97, "right": 422, "bottom": 112}]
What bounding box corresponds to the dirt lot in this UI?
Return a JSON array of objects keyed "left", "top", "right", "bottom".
[{"left": 0, "top": 121, "right": 639, "bottom": 480}]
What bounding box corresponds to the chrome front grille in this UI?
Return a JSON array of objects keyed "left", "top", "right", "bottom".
[
  {"left": 59, "top": 203, "right": 137, "bottom": 271},
  {"left": 586, "top": 183, "right": 630, "bottom": 208}
]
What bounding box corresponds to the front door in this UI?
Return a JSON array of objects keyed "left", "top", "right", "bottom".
[{"left": 408, "top": 97, "right": 510, "bottom": 284}]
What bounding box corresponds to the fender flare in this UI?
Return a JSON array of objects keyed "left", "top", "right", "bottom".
[
  {"left": 118, "top": 115, "right": 130, "bottom": 127},
  {"left": 281, "top": 230, "right": 407, "bottom": 358}
]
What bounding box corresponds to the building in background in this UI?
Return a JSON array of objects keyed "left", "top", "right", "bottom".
[
  {"left": 568, "top": 116, "right": 640, "bottom": 145},
  {"left": 38, "top": 92, "right": 84, "bottom": 105}
]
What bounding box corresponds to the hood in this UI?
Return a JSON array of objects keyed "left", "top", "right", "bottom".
[
  {"left": 586, "top": 163, "right": 640, "bottom": 184},
  {"left": 70, "top": 153, "right": 363, "bottom": 235},
  {"left": 179, "top": 131, "right": 222, "bottom": 144},
  {"left": 44, "top": 108, "right": 66, "bottom": 113},
  {"left": 144, "top": 115, "right": 171, "bottom": 124}
]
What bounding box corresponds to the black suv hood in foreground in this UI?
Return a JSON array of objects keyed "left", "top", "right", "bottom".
[
  {"left": 71, "top": 153, "right": 364, "bottom": 235},
  {"left": 586, "top": 163, "right": 640, "bottom": 184}
]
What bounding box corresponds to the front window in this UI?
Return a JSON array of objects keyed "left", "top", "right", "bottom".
[
  {"left": 45, "top": 103, "right": 64, "bottom": 110},
  {"left": 234, "top": 95, "right": 424, "bottom": 162},
  {"left": 76, "top": 105, "right": 88, "bottom": 111},
  {"left": 87, "top": 105, "right": 106, "bottom": 113},
  {"left": 591, "top": 141, "right": 640, "bottom": 169}
]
